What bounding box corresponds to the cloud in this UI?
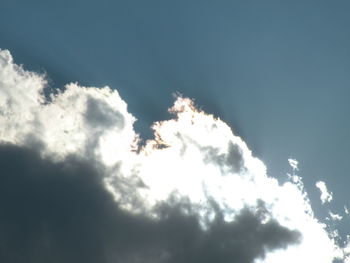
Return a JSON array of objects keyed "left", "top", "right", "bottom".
[
  {"left": 288, "top": 158, "right": 299, "bottom": 171},
  {"left": 0, "top": 143, "right": 301, "bottom": 263},
  {"left": 316, "top": 181, "right": 333, "bottom": 204},
  {"left": 328, "top": 212, "right": 343, "bottom": 221},
  {"left": 0, "top": 49, "right": 348, "bottom": 262}
]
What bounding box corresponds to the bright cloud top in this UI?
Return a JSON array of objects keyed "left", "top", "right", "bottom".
[{"left": 0, "top": 49, "right": 349, "bottom": 262}]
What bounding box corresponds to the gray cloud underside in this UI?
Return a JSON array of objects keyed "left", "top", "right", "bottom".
[{"left": 0, "top": 143, "right": 300, "bottom": 263}]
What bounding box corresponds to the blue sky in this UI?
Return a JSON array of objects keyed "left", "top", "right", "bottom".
[{"left": 1, "top": 1, "right": 350, "bottom": 261}]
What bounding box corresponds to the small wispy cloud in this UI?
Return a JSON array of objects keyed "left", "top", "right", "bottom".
[
  {"left": 288, "top": 158, "right": 299, "bottom": 172},
  {"left": 316, "top": 181, "right": 333, "bottom": 204}
]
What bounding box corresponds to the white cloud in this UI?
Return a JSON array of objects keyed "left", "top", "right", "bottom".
[
  {"left": 316, "top": 181, "right": 333, "bottom": 204},
  {"left": 0, "top": 49, "right": 138, "bottom": 170},
  {"left": 0, "top": 49, "right": 348, "bottom": 262},
  {"left": 288, "top": 158, "right": 299, "bottom": 171},
  {"left": 328, "top": 212, "right": 343, "bottom": 221}
]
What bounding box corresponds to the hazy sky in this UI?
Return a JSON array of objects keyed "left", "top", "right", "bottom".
[{"left": 1, "top": 1, "right": 350, "bottom": 262}]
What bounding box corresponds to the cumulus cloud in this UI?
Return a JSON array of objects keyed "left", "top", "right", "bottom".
[{"left": 0, "top": 49, "right": 348, "bottom": 262}]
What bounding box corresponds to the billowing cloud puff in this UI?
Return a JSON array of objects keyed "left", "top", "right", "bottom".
[{"left": 0, "top": 49, "right": 348, "bottom": 262}]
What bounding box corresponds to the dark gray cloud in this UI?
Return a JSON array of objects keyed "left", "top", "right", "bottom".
[
  {"left": 202, "top": 142, "right": 245, "bottom": 173},
  {"left": 0, "top": 143, "right": 300, "bottom": 263},
  {"left": 170, "top": 130, "right": 246, "bottom": 173},
  {"left": 84, "top": 96, "right": 125, "bottom": 130}
]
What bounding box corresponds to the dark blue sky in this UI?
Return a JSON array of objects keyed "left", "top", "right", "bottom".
[{"left": 1, "top": 0, "right": 350, "bottom": 219}]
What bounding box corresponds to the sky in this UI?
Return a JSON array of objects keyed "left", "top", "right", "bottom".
[{"left": 1, "top": 0, "right": 350, "bottom": 262}]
